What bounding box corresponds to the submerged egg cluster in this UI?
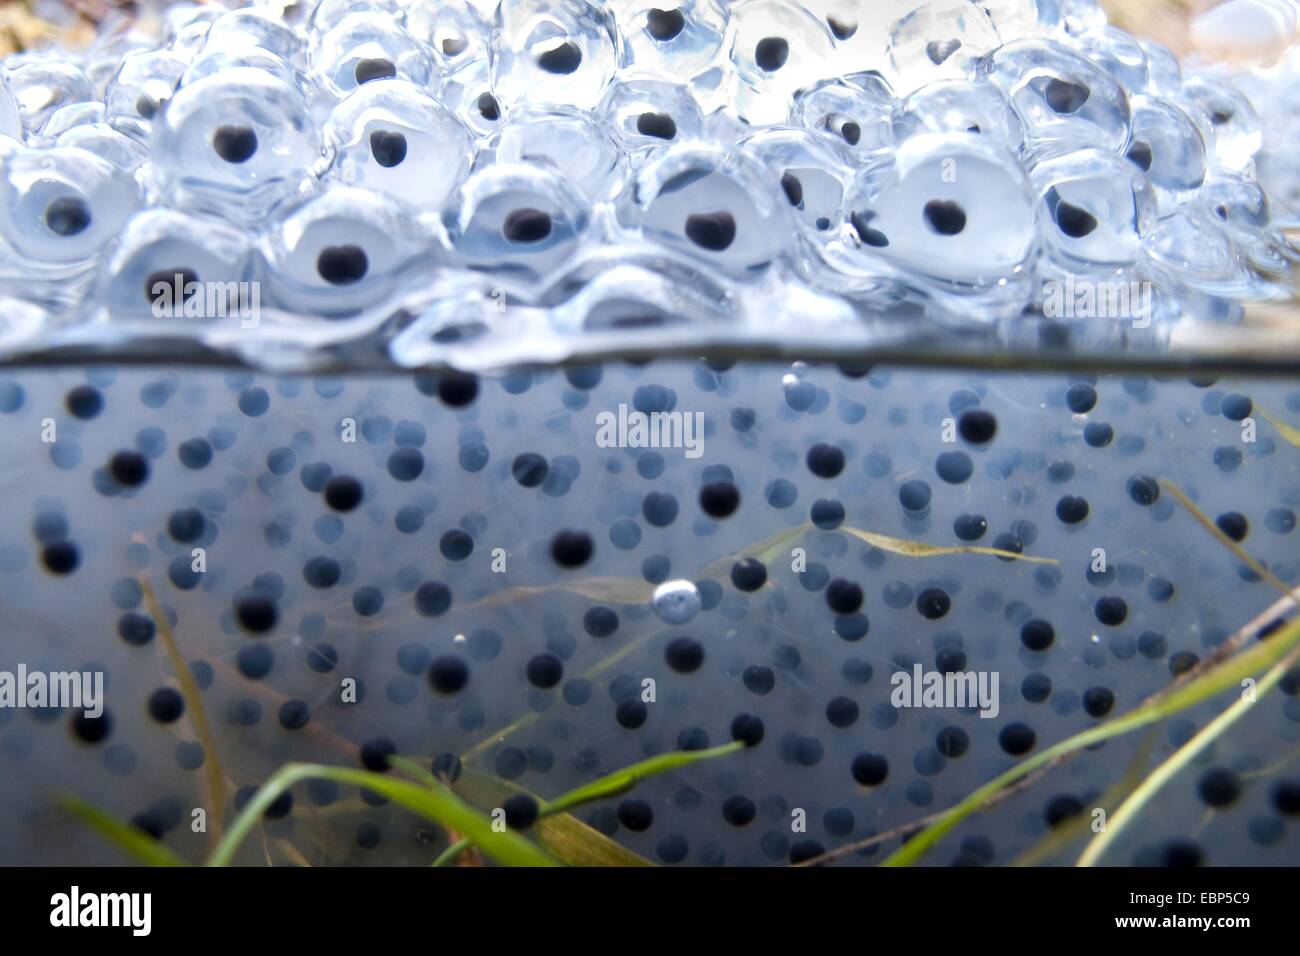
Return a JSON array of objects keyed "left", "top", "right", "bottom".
[
  {"left": 1, "top": 359, "right": 1299, "bottom": 866},
  {"left": 0, "top": 0, "right": 1293, "bottom": 370}
]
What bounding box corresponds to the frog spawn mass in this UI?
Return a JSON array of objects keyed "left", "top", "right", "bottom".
[
  {"left": 2, "top": 360, "right": 1300, "bottom": 866},
  {"left": 0, "top": 0, "right": 1293, "bottom": 371}
]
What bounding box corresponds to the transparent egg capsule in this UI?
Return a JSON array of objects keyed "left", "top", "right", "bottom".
[
  {"left": 600, "top": 76, "right": 705, "bottom": 153},
  {"left": 93, "top": 209, "right": 256, "bottom": 322},
  {"left": 440, "top": 59, "right": 508, "bottom": 136},
  {"left": 150, "top": 68, "right": 322, "bottom": 227},
  {"left": 32, "top": 102, "right": 104, "bottom": 144},
  {"left": 891, "top": 78, "right": 1025, "bottom": 153},
  {"left": 204, "top": 8, "right": 308, "bottom": 71},
  {"left": 1140, "top": 205, "right": 1256, "bottom": 304},
  {"left": 492, "top": 107, "right": 625, "bottom": 201},
  {"left": 56, "top": 125, "right": 150, "bottom": 172},
  {"left": 103, "top": 50, "right": 188, "bottom": 141},
  {"left": 1074, "top": 26, "right": 1148, "bottom": 92},
  {"left": 836, "top": 132, "right": 1038, "bottom": 308},
  {"left": 308, "top": 0, "right": 403, "bottom": 35},
  {"left": 624, "top": 142, "right": 791, "bottom": 275},
  {"left": 324, "top": 79, "right": 474, "bottom": 210},
  {"left": 0, "top": 73, "right": 23, "bottom": 141},
  {"left": 0, "top": 146, "right": 141, "bottom": 298},
  {"left": 1138, "top": 39, "right": 1182, "bottom": 95},
  {"left": 180, "top": 45, "right": 303, "bottom": 92},
  {"left": 1029, "top": 148, "right": 1156, "bottom": 269},
  {"left": 739, "top": 126, "right": 855, "bottom": 244},
  {"left": 1200, "top": 173, "right": 1287, "bottom": 271},
  {"left": 1179, "top": 76, "right": 1262, "bottom": 174},
  {"left": 443, "top": 163, "right": 591, "bottom": 279},
  {"left": 5, "top": 61, "right": 94, "bottom": 134},
  {"left": 727, "top": 0, "right": 837, "bottom": 122},
  {"left": 162, "top": 3, "right": 222, "bottom": 52},
  {"left": 1057, "top": 0, "right": 1108, "bottom": 34},
  {"left": 263, "top": 186, "right": 435, "bottom": 317},
  {"left": 792, "top": 73, "right": 897, "bottom": 156},
  {"left": 978, "top": 38, "right": 1130, "bottom": 158},
  {"left": 885, "top": 0, "right": 1004, "bottom": 95},
  {"left": 405, "top": 0, "right": 492, "bottom": 72},
  {"left": 492, "top": 0, "right": 620, "bottom": 110},
  {"left": 1125, "top": 95, "right": 1206, "bottom": 209},
  {"left": 610, "top": 0, "right": 729, "bottom": 76},
  {"left": 312, "top": 12, "right": 435, "bottom": 100},
  {"left": 793, "top": 0, "right": 888, "bottom": 82}
]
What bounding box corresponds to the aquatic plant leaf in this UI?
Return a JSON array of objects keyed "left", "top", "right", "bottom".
[
  {"left": 449, "top": 767, "right": 654, "bottom": 867},
  {"left": 472, "top": 575, "right": 657, "bottom": 608},
  {"left": 882, "top": 614, "right": 1300, "bottom": 866},
  {"left": 1076, "top": 640, "right": 1300, "bottom": 866},
  {"left": 840, "top": 527, "right": 1058, "bottom": 564},
  {"left": 542, "top": 741, "right": 745, "bottom": 815},
  {"left": 1255, "top": 406, "right": 1300, "bottom": 448},
  {"left": 1160, "top": 479, "right": 1291, "bottom": 595},
  {"left": 207, "top": 763, "right": 558, "bottom": 867},
  {"left": 140, "top": 576, "right": 227, "bottom": 840},
  {"left": 61, "top": 795, "right": 189, "bottom": 867}
]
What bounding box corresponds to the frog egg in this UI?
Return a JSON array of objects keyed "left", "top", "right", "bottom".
[
  {"left": 978, "top": 38, "right": 1131, "bottom": 158},
  {"left": 611, "top": 0, "right": 729, "bottom": 77},
  {"left": 885, "top": 0, "right": 1004, "bottom": 94},
  {"left": 1074, "top": 26, "right": 1149, "bottom": 92},
  {"left": 1030, "top": 148, "right": 1156, "bottom": 270},
  {"left": 179, "top": 45, "right": 304, "bottom": 94},
  {"left": 727, "top": 0, "right": 838, "bottom": 122},
  {"left": 1138, "top": 39, "right": 1182, "bottom": 96},
  {"left": 312, "top": 12, "right": 436, "bottom": 100},
  {"left": 1200, "top": 173, "right": 1289, "bottom": 272},
  {"left": 162, "top": 3, "right": 222, "bottom": 51},
  {"left": 443, "top": 163, "right": 591, "bottom": 280},
  {"left": 150, "top": 68, "right": 322, "bottom": 227},
  {"left": 739, "top": 126, "right": 855, "bottom": 244},
  {"left": 492, "top": 0, "right": 620, "bottom": 110},
  {"left": 799, "top": 0, "right": 889, "bottom": 76},
  {"left": 56, "top": 124, "right": 150, "bottom": 172},
  {"left": 205, "top": 8, "right": 308, "bottom": 72},
  {"left": 34, "top": 102, "right": 105, "bottom": 144},
  {"left": 492, "top": 107, "right": 625, "bottom": 201},
  {"left": 1179, "top": 76, "right": 1262, "bottom": 174},
  {"left": 439, "top": 58, "right": 508, "bottom": 136},
  {"left": 838, "top": 132, "right": 1038, "bottom": 305},
  {"left": 0, "top": 74, "right": 21, "bottom": 141},
  {"left": 1140, "top": 205, "right": 1257, "bottom": 307},
  {"left": 263, "top": 186, "right": 435, "bottom": 316},
  {"left": 0, "top": 146, "right": 141, "bottom": 289},
  {"left": 324, "top": 79, "right": 473, "bottom": 210},
  {"left": 624, "top": 142, "right": 792, "bottom": 276},
  {"left": 93, "top": 208, "right": 256, "bottom": 322},
  {"left": 1126, "top": 95, "right": 1206, "bottom": 209},
  {"left": 6, "top": 60, "right": 94, "bottom": 133},
  {"left": 651, "top": 579, "right": 702, "bottom": 624},
  {"left": 892, "top": 78, "right": 1026, "bottom": 153},
  {"left": 308, "top": 0, "right": 405, "bottom": 35},
  {"left": 405, "top": 0, "right": 492, "bottom": 72},
  {"left": 600, "top": 76, "right": 705, "bottom": 152},
  {"left": 103, "top": 51, "right": 188, "bottom": 143},
  {"left": 792, "top": 73, "right": 897, "bottom": 155}
]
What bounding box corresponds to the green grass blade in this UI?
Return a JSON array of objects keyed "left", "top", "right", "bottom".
[
  {"left": 1077, "top": 640, "right": 1300, "bottom": 866},
  {"left": 207, "top": 763, "right": 558, "bottom": 867},
  {"left": 840, "top": 526, "right": 1058, "bottom": 565},
  {"left": 451, "top": 768, "right": 654, "bottom": 867},
  {"left": 431, "top": 837, "right": 472, "bottom": 867},
  {"left": 882, "top": 614, "right": 1300, "bottom": 866},
  {"left": 541, "top": 741, "right": 745, "bottom": 815},
  {"left": 61, "top": 795, "right": 189, "bottom": 867}
]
